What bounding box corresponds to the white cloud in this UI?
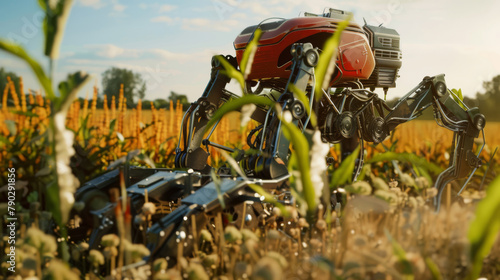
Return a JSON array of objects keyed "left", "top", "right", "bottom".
[
  {"left": 151, "top": 16, "right": 174, "bottom": 23},
  {"left": 237, "top": 2, "right": 273, "bottom": 16},
  {"left": 149, "top": 49, "right": 188, "bottom": 60},
  {"left": 182, "top": 18, "right": 240, "bottom": 32},
  {"left": 78, "top": 0, "right": 126, "bottom": 13},
  {"left": 159, "top": 4, "right": 176, "bottom": 13},
  {"left": 184, "top": 18, "right": 210, "bottom": 27},
  {"left": 79, "top": 44, "right": 214, "bottom": 64},
  {"left": 230, "top": 12, "right": 247, "bottom": 20},
  {"left": 113, "top": 3, "right": 126, "bottom": 12},
  {"left": 110, "top": 0, "right": 126, "bottom": 12},
  {"left": 85, "top": 44, "right": 139, "bottom": 58},
  {"left": 138, "top": 3, "right": 176, "bottom": 13},
  {"left": 66, "top": 58, "right": 179, "bottom": 75},
  {"left": 78, "top": 0, "right": 105, "bottom": 9},
  {"left": 148, "top": 48, "right": 214, "bottom": 64}
]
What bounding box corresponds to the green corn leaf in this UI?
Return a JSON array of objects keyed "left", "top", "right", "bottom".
[
  {"left": 0, "top": 40, "right": 54, "bottom": 99},
  {"left": 330, "top": 146, "right": 360, "bottom": 188},
  {"left": 366, "top": 152, "right": 443, "bottom": 175},
  {"left": 357, "top": 163, "right": 372, "bottom": 181},
  {"left": 135, "top": 153, "right": 156, "bottom": 168},
  {"left": 279, "top": 118, "right": 316, "bottom": 218},
  {"left": 314, "top": 15, "right": 352, "bottom": 101},
  {"left": 467, "top": 175, "right": 500, "bottom": 280},
  {"left": 451, "top": 88, "right": 466, "bottom": 110},
  {"left": 287, "top": 152, "right": 305, "bottom": 207},
  {"left": 385, "top": 229, "right": 414, "bottom": 280},
  {"left": 4, "top": 120, "right": 17, "bottom": 135},
  {"left": 424, "top": 257, "right": 443, "bottom": 280},
  {"left": 288, "top": 83, "right": 317, "bottom": 127},
  {"left": 35, "top": 166, "right": 52, "bottom": 177},
  {"left": 46, "top": 180, "right": 62, "bottom": 226},
  {"left": 210, "top": 170, "right": 225, "bottom": 210},
  {"left": 38, "top": 0, "right": 47, "bottom": 10},
  {"left": 41, "top": 0, "right": 73, "bottom": 60},
  {"left": 480, "top": 147, "right": 497, "bottom": 189},
  {"left": 0, "top": 135, "right": 8, "bottom": 145},
  {"left": 11, "top": 110, "right": 38, "bottom": 117},
  {"left": 57, "top": 71, "right": 90, "bottom": 112},
  {"left": 220, "top": 150, "right": 247, "bottom": 178},
  {"left": 27, "top": 191, "right": 39, "bottom": 204},
  {"left": 240, "top": 28, "right": 262, "bottom": 81},
  {"left": 414, "top": 165, "right": 433, "bottom": 186},
  {"left": 204, "top": 94, "right": 275, "bottom": 133},
  {"left": 216, "top": 55, "right": 245, "bottom": 93},
  {"left": 109, "top": 119, "right": 117, "bottom": 133},
  {"left": 76, "top": 114, "right": 90, "bottom": 136}
]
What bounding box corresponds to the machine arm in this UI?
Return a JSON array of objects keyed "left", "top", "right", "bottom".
[
  {"left": 175, "top": 56, "right": 238, "bottom": 172},
  {"left": 175, "top": 43, "right": 321, "bottom": 179},
  {"left": 383, "top": 75, "right": 486, "bottom": 209}
]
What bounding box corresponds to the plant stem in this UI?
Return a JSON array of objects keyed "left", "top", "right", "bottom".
[{"left": 49, "top": 58, "right": 55, "bottom": 82}]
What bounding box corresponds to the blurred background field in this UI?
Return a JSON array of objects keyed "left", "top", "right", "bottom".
[
  {"left": 3, "top": 62, "right": 500, "bottom": 187},
  {"left": 1, "top": 80, "right": 499, "bottom": 185}
]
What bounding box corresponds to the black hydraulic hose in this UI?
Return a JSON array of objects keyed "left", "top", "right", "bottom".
[{"left": 247, "top": 124, "right": 264, "bottom": 149}]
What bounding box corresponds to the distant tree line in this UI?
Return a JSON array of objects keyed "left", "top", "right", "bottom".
[{"left": 0, "top": 67, "right": 191, "bottom": 111}]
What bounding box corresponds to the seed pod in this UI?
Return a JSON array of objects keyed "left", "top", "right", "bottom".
[
  {"left": 267, "top": 229, "right": 281, "bottom": 240},
  {"left": 200, "top": 229, "right": 213, "bottom": 243},
  {"left": 142, "top": 202, "right": 157, "bottom": 215},
  {"left": 298, "top": 217, "right": 309, "bottom": 228},
  {"left": 101, "top": 234, "right": 120, "bottom": 247},
  {"left": 346, "top": 181, "right": 372, "bottom": 195},
  {"left": 415, "top": 177, "right": 430, "bottom": 189},
  {"left": 316, "top": 219, "right": 327, "bottom": 231},
  {"left": 224, "top": 226, "right": 242, "bottom": 243},
  {"left": 371, "top": 177, "right": 389, "bottom": 191}
]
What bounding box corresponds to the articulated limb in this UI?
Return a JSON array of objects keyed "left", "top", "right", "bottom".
[
  {"left": 320, "top": 87, "right": 387, "bottom": 181},
  {"left": 383, "top": 75, "right": 486, "bottom": 210},
  {"left": 240, "top": 43, "right": 320, "bottom": 178},
  {"left": 175, "top": 55, "right": 238, "bottom": 172},
  {"left": 318, "top": 75, "right": 485, "bottom": 210},
  {"left": 176, "top": 42, "right": 321, "bottom": 179}
]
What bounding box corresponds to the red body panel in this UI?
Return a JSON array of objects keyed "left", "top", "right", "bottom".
[{"left": 234, "top": 17, "right": 375, "bottom": 87}]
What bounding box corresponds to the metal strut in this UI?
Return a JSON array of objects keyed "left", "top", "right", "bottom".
[
  {"left": 175, "top": 55, "right": 237, "bottom": 172},
  {"left": 382, "top": 75, "right": 486, "bottom": 210}
]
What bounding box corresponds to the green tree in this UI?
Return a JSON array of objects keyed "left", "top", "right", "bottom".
[
  {"left": 476, "top": 75, "right": 500, "bottom": 121},
  {"left": 153, "top": 98, "right": 170, "bottom": 109},
  {"left": 168, "top": 91, "right": 190, "bottom": 111},
  {"left": 101, "top": 67, "right": 146, "bottom": 108},
  {"left": 141, "top": 99, "right": 152, "bottom": 109},
  {"left": 0, "top": 68, "right": 21, "bottom": 106}
]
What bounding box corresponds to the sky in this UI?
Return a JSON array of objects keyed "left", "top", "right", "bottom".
[{"left": 1, "top": 0, "right": 500, "bottom": 102}]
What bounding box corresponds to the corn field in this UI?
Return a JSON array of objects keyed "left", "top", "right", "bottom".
[
  {"left": 0, "top": 77, "right": 264, "bottom": 183},
  {"left": 1, "top": 75, "right": 499, "bottom": 184}
]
